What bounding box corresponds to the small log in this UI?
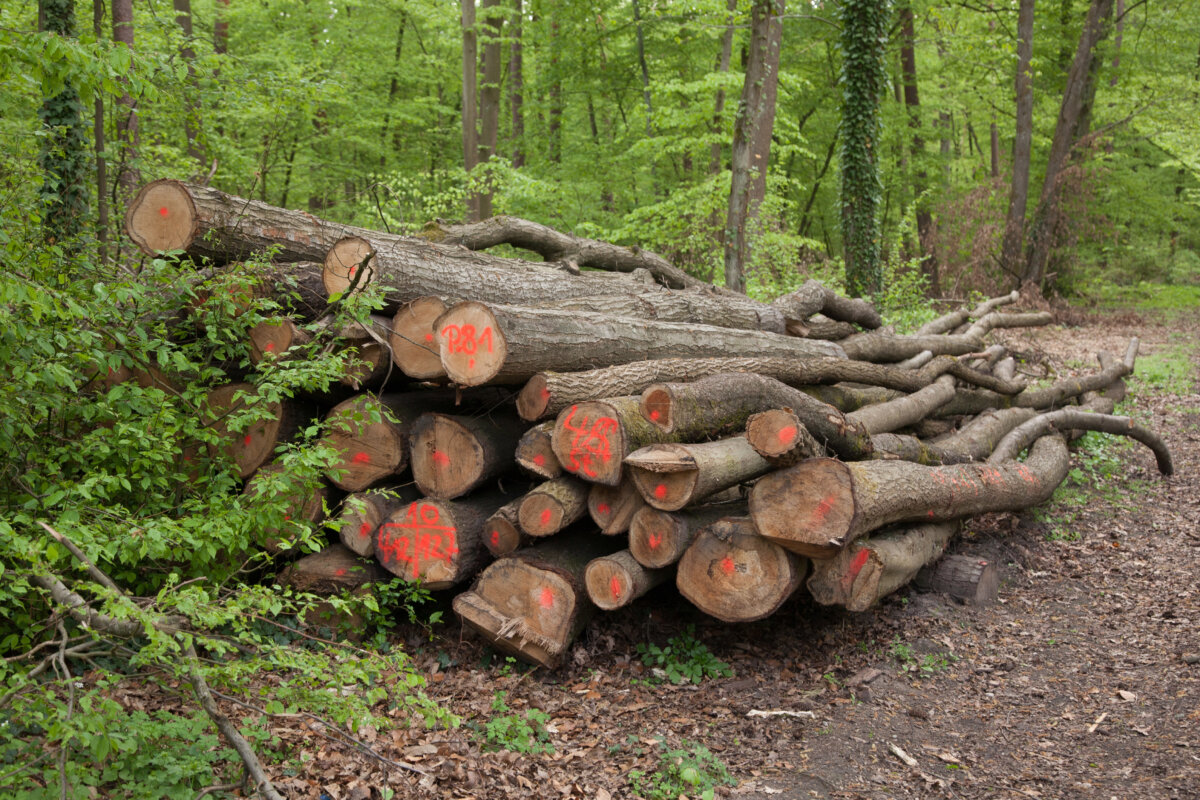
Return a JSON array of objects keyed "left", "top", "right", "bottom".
[
  {"left": 991, "top": 409, "right": 1174, "bottom": 474},
  {"left": 515, "top": 421, "right": 563, "bottom": 480},
  {"left": 390, "top": 296, "right": 448, "bottom": 380},
  {"left": 749, "top": 434, "right": 1071, "bottom": 559},
  {"left": 584, "top": 549, "right": 671, "bottom": 611},
  {"left": 801, "top": 384, "right": 904, "bottom": 413},
  {"left": 249, "top": 317, "right": 312, "bottom": 364},
  {"left": 806, "top": 522, "right": 959, "bottom": 611},
  {"left": 409, "top": 409, "right": 524, "bottom": 499},
  {"left": 374, "top": 492, "right": 511, "bottom": 590},
  {"left": 550, "top": 397, "right": 675, "bottom": 486},
  {"left": 745, "top": 410, "right": 824, "bottom": 467},
  {"left": 587, "top": 479, "right": 647, "bottom": 535},
  {"left": 205, "top": 383, "right": 314, "bottom": 479},
  {"left": 870, "top": 407, "right": 1039, "bottom": 465},
  {"left": 323, "top": 236, "right": 376, "bottom": 299},
  {"left": 640, "top": 373, "right": 874, "bottom": 460},
  {"left": 333, "top": 315, "right": 396, "bottom": 391},
  {"left": 334, "top": 486, "right": 420, "bottom": 557},
  {"left": 277, "top": 544, "right": 392, "bottom": 595},
  {"left": 242, "top": 464, "right": 331, "bottom": 554},
  {"left": 785, "top": 316, "right": 858, "bottom": 340},
  {"left": 676, "top": 517, "right": 807, "bottom": 623},
  {"left": 453, "top": 531, "right": 622, "bottom": 669},
  {"left": 625, "top": 438, "right": 771, "bottom": 512},
  {"left": 628, "top": 504, "right": 742, "bottom": 569},
  {"left": 483, "top": 498, "right": 535, "bottom": 557},
  {"left": 916, "top": 290, "right": 1019, "bottom": 336},
  {"left": 772, "top": 279, "right": 882, "bottom": 329},
  {"left": 915, "top": 553, "right": 1000, "bottom": 605},
  {"left": 517, "top": 476, "right": 591, "bottom": 537},
  {"left": 840, "top": 332, "right": 984, "bottom": 363},
  {"left": 962, "top": 310, "right": 1053, "bottom": 339},
  {"left": 321, "top": 391, "right": 447, "bottom": 492},
  {"left": 434, "top": 301, "right": 845, "bottom": 387},
  {"left": 846, "top": 375, "right": 956, "bottom": 435}
]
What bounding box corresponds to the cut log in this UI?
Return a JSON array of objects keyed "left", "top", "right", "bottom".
[
  {"left": 584, "top": 549, "right": 671, "bottom": 611},
  {"left": 434, "top": 301, "right": 845, "bottom": 387},
  {"left": 277, "top": 544, "right": 392, "bottom": 595},
  {"left": 675, "top": 517, "right": 807, "bottom": 623},
  {"left": 242, "top": 464, "right": 331, "bottom": 554},
  {"left": 374, "top": 492, "right": 512, "bottom": 590},
  {"left": 409, "top": 409, "right": 525, "bottom": 499},
  {"left": 744, "top": 410, "right": 823, "bottom": 467},
  {"left": 915, "top": 553, "right": 1000, "bottom": 605},
  {"left": 785, "top": 316, "right": 857, "bottom": 340},
  {"left": 916, "top": 290, "right": 1019, "bottom": 336},
  {"left": 321, "top": 392, "right": 443, "bottom": 492},
  {"left": 772, "top": 279, "right": 882, "bottom": 329},
  {"left": 517, "top": 476, "right": 591, "bottom": 537},
  {"left": 841, "top": 332, "right": 984, "bottom": 362},
  {"left": 749, "top": 434, "right": 1071, "bottom": 559},
  {"left": 249, "top": 317, "right": 312, "bottom": 364},
  {"left": 515, "top": 421, "right": 563, "bottom": 480},
  {"left": 628, "top": 504, "right": 742, "bottom": 569},
  {"left": 323, "top": 236, "right": 376, "bottom": 299},
  {"left": 204, "top": 383, "right": 314, "bottom": 479},
  {"left": 625, "top": 438, "right": 771, "bottom": 512},
  {"left": 516, "top": 354, "right": 1020, "bottom": 421},
  {"left": 587, "top": 479, "right": 647, "bottom": 535},
  {"left": 390, "top": 297, "right": 448, "bottom": 380},
  {"left": 334, "top": 486, "right": 420, "bottom": 557},
  {"left": 806, "top": 522, "right": 959, "bottom": 611},
  {"left": 870, "top": 407, "right": 1039, "bottom": 465},
  {"left": 639, "top": 373, "right": 874, "bottom": 460},
  {"left": 550, "top": 397, "right": 676, "bottom": 487},
  {"left": 483, "top": 498, "right": 535, "bottom": 558},
  {"left": 419, "top": 215, "right": 705, "bottom": 289},
  {"left": 453, "top": 531, "right": 622, "bottom": 668},
  {"left": 845, "top": 375, "right": 956, "bottom": 434}
]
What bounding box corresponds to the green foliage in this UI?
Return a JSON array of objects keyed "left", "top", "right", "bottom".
[
  {"left": 354, "top": 577, "right": 443, "bottom": 649},
  {"left": 474, "top": 691, "right": 554, "bottom": 755},
  {"left": 635, "top": 625, "right": 733, "bottom": 686},
  {"left": 628, "top": 738, "right": 736, "bottom": 800},
  {"left": 890, "top": 637, "right": 957, "bottom": 677}
]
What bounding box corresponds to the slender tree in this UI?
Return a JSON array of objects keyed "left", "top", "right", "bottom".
[
  {"left": 475, "top": 0, "right": 504, "bottom": 218},
  {"left": 38, "top": 0, "right": 89, "bottom": 244},
  {"left": 509, "top": 0, "right": 525, "bottom": 168},
  {"left": 999, "top": 0, "right": 1035, "bottom": 279},
  {"left": 898, "top": 0, "right": 936, "bottom": 293},
  {"left": 709, "top": 0, "right": 738, "bottom": 174},
  {"left": 112, "top": 0, "right": 140, "bottom": 195},
  {"left": 838, "top": 0, "right": 890, "bottom": 297},
  {"left": 93, "top": 0, "right": 108, "bottom": 258},
  {"left": 461, "top": 0, "right": 479, "bottom": 220},
  {"left": 174, "top": 0, "right": 206, "bottom": 169}
]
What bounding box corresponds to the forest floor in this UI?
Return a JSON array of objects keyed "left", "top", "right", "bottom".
[{"left": 268, "top": 302, "right": 1200, "bottom": 799}]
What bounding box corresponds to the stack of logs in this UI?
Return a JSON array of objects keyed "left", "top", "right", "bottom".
[{"left": 122, "top": 179, "right": 1174, "bottom": 669}]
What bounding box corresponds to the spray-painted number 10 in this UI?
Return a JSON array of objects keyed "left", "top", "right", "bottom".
[{"left": 441, "top": 324, "right": 493, "bottom": 355}]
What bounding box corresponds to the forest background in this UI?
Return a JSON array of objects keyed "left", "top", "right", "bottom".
[{"left": 0, "top": 0, "right": 1197, "bottom": 797}]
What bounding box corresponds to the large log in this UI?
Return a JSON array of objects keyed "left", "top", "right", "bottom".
[
  {"left": 676, "top": 517, "right": 808, "bottom": 623},
  {"left": 515, "top": 354, "right": 1021, "bottom": 421},
  {"left": 204, "top": 383, "right": 315, "bottom": 479},
  {"left": 374, "top": 492, "right": 511, "bottom": 590},
  {"left": 628, "top": 504, "right": 742, "bottom": 569},
  {"left": 749, "top": 434, "right": 1071, "bottom": 559},
  {"left": 584, "top": 549, "right": 671, "bottom": 611},
  {"left": 515, "top": 421, "right": 563, "bottom": 480},
  {"left": 334, "top": 486, "right": 420, "bottom": 557},
  {"left": 587, "top": 479, "right": 647, "bottom": 535},
  {"left": 625, "top": 438, "right": 771, "bottom": 511},
  {"left": 517, "top": 476, "right": 591, "bottom": 537},
  {"left": 433, "top": 302, "right": 845, "bottom": 387},
  {"left": 390, "top": 296, "right": 448, "bottom": 380},
  {"left": 453, "top": 532, "right": 622, "bottom": 669},
  {"left": 549, "top": 397, "right": 676, "bottom": 487},
  {"left": 409, "top": 409, "right": 525, "bottom": 499}
]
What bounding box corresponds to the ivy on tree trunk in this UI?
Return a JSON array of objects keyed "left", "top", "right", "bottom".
[{"left": 39, "top": 0, "right": 89, "bottom": 244}]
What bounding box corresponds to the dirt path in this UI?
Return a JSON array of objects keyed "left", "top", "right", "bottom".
[{"left": 272, "top": 306, "right": 1200, "bottom": 800}]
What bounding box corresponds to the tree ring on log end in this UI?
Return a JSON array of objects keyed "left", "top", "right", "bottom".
[
  {"left": 584, "top": 558, "right": 632, "bottom": 611},
  {"left": 746, "top": 409, "right": 804, "bottom": 458},
  {"left": 588, "top": 481, "right": 645, "bottom": 535},
  {"left": 322, "top": 396, "right": 407, "bottom": 491},
  {"left": 204, "top": 383, "right": 283, "bottom": 479},
  {"left": 375, "top": 499, "right": 460, "bottom": 589},
  {"left": 323, "top": 236, "right": 376, "bottom": 298},
  {"left": 628, "top": 465, "right": 698, "bottom": 512},
  {"left": 517, "top": 374, "right": 551, "bottom": 421},
  {"left": 124, "top": 179, "right": 198, "bottom": 255},
  {"left": 391, "top": 297, "right": 448, "bottom": 379},
  {"left": 518, "top": 493, "right": 566, "bottom": 537},
  {"left": 485, "top": 515, "right": 522, "bottom": 557},
  {"left": 749, "top": 458, "right": 856, "bottom": 559},
  {"left": 629, "top": 508, "right": 686, "bottom": 568},
  {"left": 640, "top": 387, "right": 673, "bottom": 431},
  {"left": 410, "top": 414, "right": 485, "bottom": 499},
  {"left": 435, "top": 302, "right": 508, "bottom": 386}
]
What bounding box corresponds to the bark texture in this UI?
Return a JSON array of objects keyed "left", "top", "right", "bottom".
[
  {"left": 584, "top": 549, "right": 671, "bottom": 610},
  {"left": 625, "top": 438, "right": 771, "bottom": 511}
]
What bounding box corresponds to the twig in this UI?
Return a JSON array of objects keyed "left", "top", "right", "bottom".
[{"left": 39, "top": 521, "right": 122, "bottom": 593}]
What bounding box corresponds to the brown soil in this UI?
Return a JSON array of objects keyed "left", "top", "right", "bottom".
[{"left": 233, "top": 308, "right": 1200, "bottom": 798}]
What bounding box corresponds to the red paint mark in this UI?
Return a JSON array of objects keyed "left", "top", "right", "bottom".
[
  {"left": 334, "top": 568, "right": 346, "bottom": 577},
  {"left": 359, "top": 522, "right": 371, "bottom": 537},
  {"left": 540, "top": 387, "right": 551, "bottom": 400},
  {"left": 928, "top": 510, "right": 935, "bottom": 518},
  {"left": 596, "top": 503, "right": 611, "bottom": 516},
  {"left": 560, "top": 406, "right": 618, "bottom": 479},
  {"left": 812, "top": 494, "right": 836, "bottom": 524},
  {"left": 424, "top": 332, "right": 434, "bottom": 342},
  {"left": 490, "top": 529, "right": 500, "bottom": 547},
  {"left": 432, "top": 450, "right": 450, "bottom": 467},
  {"left": 441, "top": 324, "right": 494, "bottom": 356},
  {"left": 778, "top": 425, "right": 798, "bottom": 444},
  {"left": 158, "top": 206, "right": 169, "bottom": 217},
  {"left": 539, "top": 587, "right": 555, "bottom": 608},
  {"left": 647, "top": 531, "right": 662, "bottom": 550},
  {"left": 653, "top": 484, "right": 667, "bottom": 500},
  {"left": 539, "top": 508, "right": 552, "bottom": 527},
  {"left": 846, "top": 548, "right": 870, "bottom": 582},
  {"left": 265, "top": 341, "right": 276, "bottom": 352},
  {"left": 532, "top": 453, "right": 546, "bottom": 466},
  {"left": 283, "top": 514, "right": 291, "bottom": 521},
  {"left": 649, "top": 410, "right": 660, "bottom": 421},
  {"left": 468, "top": 358, "right": 475, "bottom": 369},
  {"left": 242, "top": 434, "right": 253, "bottom": 447},
  {"left": 376, "top": 502, "right": 459, "bottom": 579},
  {"left": 348, "top": 266, "right": 357, "bottom": 277},
  {"left": 610, "top": 576, "right": 622, "bottom": 600},
  {"left": 352, "top": 451, "right": 370, "bottom": 464},
  {"left": 720, "top": 556, "right": 736, "bottom": 576}
]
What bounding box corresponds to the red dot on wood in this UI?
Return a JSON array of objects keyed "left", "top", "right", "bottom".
[
  {"left": 653, "top": 484, "right": 667, "bottom": 500},
  {"left": 359, "top": 522, "right": 371, "bottom": 536},
  {"left": 649, "top": 410, "right": 660, "bottom": 421},
  {"left": 847, "top": 548, "right": 870, "bottom": 581},
  {"left": 348, "top": 266, "right": 357, "bottom": 277},
  {"left": 532, "top": 454, "right": 545, "bottom": 466},
  {"left": 490, "top": 529, "right": 500, "bottom": 546},
  {"left": 432, "top": 450, "right": 450, "bottom": 467},
  {"left": 609, "top": 576, "right": 622, "bottom": 599},
  {"left": 720, "top": 556, "right": 735, "bottom": 575},
  {"left": 596, "top": 503, "right": 610, "bottom": 515},
  {"left": 539, "top": 509, "right": 552, "bottom": 526},
  {"left": 158, "top": 206, "right": 169, "bottom": 217},
  {"left": 242, "top": 434, "right": 252, "bottom": 446},
  {"left": 468, "top": 358, "right": 475, "bottom": 369},
  {"left": 424, "top": 333, "right": 434, "bottom": 342},
  {"left": 540, "top": 387, "right": 550, "bottom": 399},
  {"left": 265, "top": 342, "right": 275, "bottom": 352},
  {"left": 334, "top": 568, "right": 346, "bottom": 576},
  {"left": 648, "top": 532, "right": 662, "bottom": 549},
  {"left": 778, "top": 425, "right": 798, "bottom": 443},
  {"left": 539, "top": 587, "right": 555, "bottom": 608},
  {"left": 352, "top": 451, "right": 371, "bottom": 464}
]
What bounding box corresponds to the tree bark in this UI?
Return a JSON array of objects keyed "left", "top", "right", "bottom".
[
  {"left": 999, "top": 0, "right": 1035, "bottom": 279},
  {"left": 709, "top": 0, "right": 739, "bottom": 174},
  {"left": 846, "top": 375, "right": 956, "bottom": 435},
  {"left": 173, "top": 0, "right": 206, "bottom": 168},
  {"left": 625, "top": 438, "right": 770, "bottom": 511},
  {"left": 585, "top": 549, "right": 670, "bottom": 611},
  {"left": 475, "top": 0, "right": 504, "bottom": 219},
  {"left": 461, "top": 0, "right": 479, "bottom": 221},
  {"left": 112, "top": 0, "right": 140, "bottom": 196},
  {"left": 588, "top": 479, "right": 647, "bottom": 535},
  {"left": 409, "top": 409, "right": 525, "bottom": 499},
  {"left": 434, "top": 301, "right": 844, "bottom": 387},
  {"left": 676, "top": 517, "right": 807, "bottom": 623},
  {"left": 515, "top": 421, "right": 562, "bottom": 479},
  {"left": 631, "top": 0, "right": 654, "bottom": 134},
  {"left": 772, "top": 279, "right": 883, "bottom": 329},
  {"left": 376, "top": 492, "right": 512, "bottom": 589},
  {"left": 517, "top": 476, "right": 591, "bottom": 537},
  {"left": 870, "top": 407, "right": 1039, "bottom": 465},
  {"left": 898, "top": 1, "right": 936, "bottom": 291},
  {"left": 840, "top": 332, "right": 984, "bottom": 362},
  {"left": 915, "top": 553, "right": 1000, "bottom": 605},
  {"left": 629, "top": 503, "right": 742, "bottom": 569},
  {"left": 453, "top": 531, "right": 622, "bottom": 668},
  {"left": 749, "top": 434, "right": 1071, "bottom": 559}
]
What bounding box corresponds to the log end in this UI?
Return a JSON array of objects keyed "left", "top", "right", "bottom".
[
  {"left": 277, "top": 544, "right": 390, "bottom": 595},
  {"left": 746, "top": 409, "right": 804, "bottom": 458},
  {"left": 410, "top": 413, "right": 485, "bottom": 500},
  {"left": 124, "top": 179, "right": 198, "bottom": 255},
  {"left": 205, "top": 383, "right": 283, "bottom": 479},
  {"left": 518, "top": 493, "right": 567, "bottom": 537},
  {"left": 321, "top": 396, "right": 407, "bottom": 492},
  {"left": 517, "top": 375, "right": 552, "bottom": 421},
  {"left": 436, "top": 302, "right": 508, "bottom": 386},
  {"left": 748, "top": 458, "right": 856, "bottom": 559},
  {"left": 584, "top": 556, "right": 635, "bottom": 611},
  {"left": 391, "top": 297, "right": 449, "bottom": 380},
  {"left": 374, "top": 499, "right": 462, "bottom": 590},
  {"left": 640, "top": 386, "right": 674, "bottom": 432},
  {"left": 628, "top": 464, "right": 698, "bottom": 512},
  {"left": 249, "top": 318, "right": 307, "bottom": 364},
  {"left": 550, "top": 402, "right": 626, "bottom": 486},
  {"left": 515, "top": 423, "right": 563, "bottom": 480},
  {"left": 323, "top": 236, "right": 376, "bottom": 299},
  {"left": 628, "top": 507, "right": 686, "bottom": 568},
  {"left": 588, "top": 481, "right": 646, "bottom": 535},
  {"left": 484, "top": 513, "right": 523, "bottom": 558}
]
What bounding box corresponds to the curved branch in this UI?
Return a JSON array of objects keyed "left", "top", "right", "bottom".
[{"left": 990, "top": 409, "right": 1173, "bottom": 474}]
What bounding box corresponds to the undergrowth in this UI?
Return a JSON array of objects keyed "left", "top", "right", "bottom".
[
  {"left": 628, "top": 737, "right": 736, "bottom": 800},
  {"left": 635, "top": 625, "right": 733, "bottom": 686}
]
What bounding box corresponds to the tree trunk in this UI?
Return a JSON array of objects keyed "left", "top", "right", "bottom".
[
  {"left": 334, "top": 487, "right": 420, "bottom": 557},
  {"left": 629, "top": 503, "right": 742, "bottom": 569},
  {"left": 277, "top": 544, "right": 391, "bottom": 595},
  {"left": 453, "top": 532, "right": 622, "bottom": 668},
  {"left": 516, "top": 421, "right": 562, "bottom": 480},
  {"left": 409, "top": 409, "right": 525, "bottom": 499},
  {"left": 744, "top": 410, "right": 823, "bottom": 467},
  {"left": 626, "top": 438, "right": 770, "bottom": 511},
  {"left": 845, "top": 375, "right": 956, "bottom": 434},
  {"left": 434, "top": 302, "right": 844, "bottom": 387},
  {"left": 213, "top": 0, "right": 229, "bottom": 54},
  {"left": 93, "top": 0, "right": 108, "bottom": 259},
  {"left": 375, "top": 492, "right": 512, "bottom": 589},
  {"left": 1000, "top": 0, "right": 1035, "bottom": 279},
  {"left": 517, "top": 476, "right": 591, "bottom": 537},
  {"left": 749, "top": 434, "right": 1071, "bottom": 559},
  {"left": 709, "top": 0, "right": 738, "bottom": 174},
  {"left": 112, "top": 0, "right": 140, "bottom": 196},
  {"left": 898, "top": 1, "right": 936, "bottom": 292},
  {"left": 585, "top": 549, "right": 670, "bottom": 611},
  {"left": 631, "top": 0, "right": 654, "bottom": 134},
  {"left": 587, "top": 479, "right": 647, "bottom": 535},
  {"left": 915, "top": 553, "right": 1000, "bottom": 605},
  {"left": 484, "top": 497, "right": 534, "bottom": 557},
  {"left": 550, "top": 397, "right": 676, "bottom": 487},
  {"left": 509, "top": 0, "right": 524, "bottom": 167},
  {"left": 475, "top": 0, "right": 504, "bottom": 219},
  {"left": 39, "top": 0, "right": 89, "bottom": 244},
  {"left": 461, "top": 0, "right": 479, "bottom": 221},
  {"left": 676, "top": 517, "right": 807, "bottom": 623},
  {"left": 204, "top": 384, "right": 315, "bottom": 479},
  {"left": 173, "top": 0, "right": 206, "bottom": 168},
  {"left": 390, "top": 296, "right": 449, "bottom": 380}
]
